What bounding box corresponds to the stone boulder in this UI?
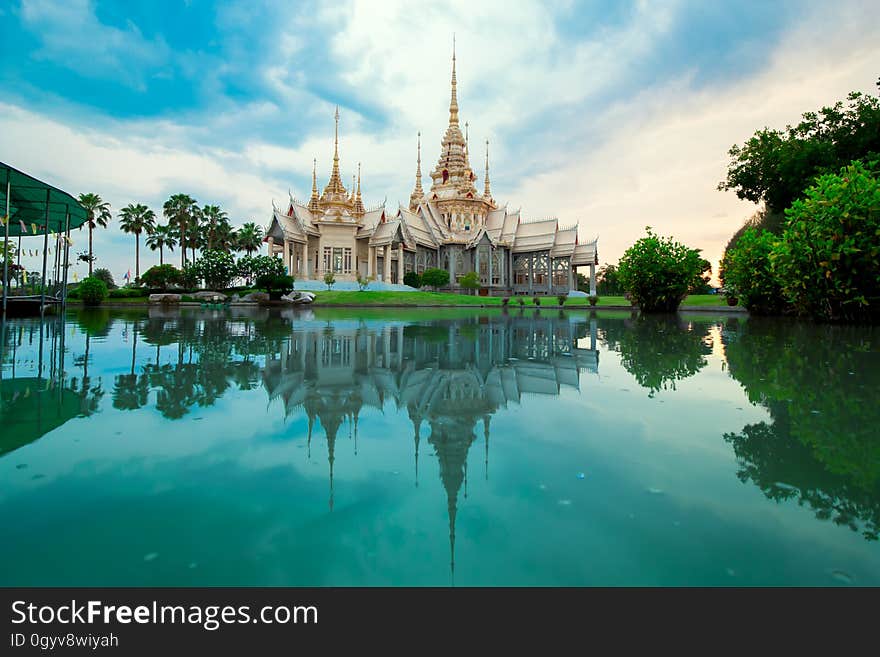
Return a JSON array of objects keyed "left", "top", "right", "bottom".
[
  {"left": 148, "top": 293, "right": 181, "bottom": 304},
  {"left": 281, "top": 291, "right": 315, "bottom": 305},
  {"left": 240, "top": 292, "right": 270, "bottom": 303},
  {"left": 191, "top": 291, "right": 228, "bottom": 301}
]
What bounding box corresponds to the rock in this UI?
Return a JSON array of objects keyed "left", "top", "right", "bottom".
[
  {"left": 191, "top": 291, "right": 228, "bottom": 301},
  {"left": 281, "top": 291, "right": 315, "bottom": 305},
  {"left": 240, "top": 292, "right": 270, "bottom": 303},
  {"left": 148, "top": 293, "right": 181, "bottom": 304}
]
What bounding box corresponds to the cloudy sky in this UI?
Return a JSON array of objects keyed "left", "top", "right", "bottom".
[{"left": 1, "top": 0, "right": 878, "bottom": 283}]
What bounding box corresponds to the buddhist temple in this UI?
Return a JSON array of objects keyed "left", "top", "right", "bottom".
[{"left": 265, "top": 45, "right": 599, "bottom": 295}]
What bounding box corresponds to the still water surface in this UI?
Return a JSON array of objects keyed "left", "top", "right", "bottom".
[{"left": 1, "top": 307, "right": 878, "bottom": 585}]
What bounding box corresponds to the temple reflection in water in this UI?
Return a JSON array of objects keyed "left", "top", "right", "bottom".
[{"left": 262, "top": 312, "right": 599, "bottom": 576}]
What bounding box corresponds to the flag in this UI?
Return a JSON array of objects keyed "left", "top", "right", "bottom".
[
  {"left": 124, "top": 269, "right": 131, "bottom": 282},
  {"left": 73, "top": 272, "right": 79, "bottom": 282},
  {"left": 19, "top": 220, "right": 26, "bottom": 232},
  {"left": 31, "top": 223, "right": 37, "bottom": 235}
]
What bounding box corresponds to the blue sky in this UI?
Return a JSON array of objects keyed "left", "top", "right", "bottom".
[{"left": 1, "top": 0, "right": 878, "bottom": 281}]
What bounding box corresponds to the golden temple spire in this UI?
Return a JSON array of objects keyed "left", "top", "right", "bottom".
[
  {"left": 355, "top": 163, "right": 365, "bottom": 215},
  {"left": 465, "top": 121, "right": 469, "bottom": 153},
  {"left": 483, "top": 139, "right": 492, "bottom": 200},
  {"left": 308, "top": 158, "right": 320, "bottom": 211},
  {"left": 409, "top": 132, "right": 424, "bottom": 210},
  {"left": 323, "top": 105, "right": 347, "bottom": 198},
  {"left": 449, "top": 36, "right": 459, "bottom": 126}
]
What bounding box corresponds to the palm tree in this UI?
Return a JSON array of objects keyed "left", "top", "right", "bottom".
[
  {"left": 145, "top": 223, "right": 177, "bottom": 266},
  {"left": 118, "top": 203, "right": 157, "bottom": 281},
  {"left": 200, "top": 205, "right": 228, "bottom": 251},
  {"left": 213, "top": 220, "right": 236, "bottom": 253},
  {"left": 162, "top": 194, "right": 197, "bottom": 268},
  {"left": 236, "top": 222, "right": 264, "bottom": 255},
  {"left": 77, "top": 193, "right": 111, "bottom": 275}
]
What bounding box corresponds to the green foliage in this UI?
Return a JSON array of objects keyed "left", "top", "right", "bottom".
[
  {"left": 235, "top": 222, "right": 264, "bottom": 254},
  {"left": 517, "top": 296, "right": 525, "bottom": 306},
  {"left": 180, "top": 263, "right": 199, "bottom": 290},
  {"left": 589, "top": 295, "right": 599, "bottom": 306},
  {"left": 720, "top": 227, "right": 784, "bottom": 315},
  {"left": 596, "top": 263, "right": 623, "bottom": 295},
  {"left": 771, "top": 161, "right": 880, "bottom": 322},
  {"left": 238, "top": 255, "right": 285, "bottom": 284},
  {"left": 256, "top": 273, "right": 295, "bottom": 299},
  {"left": 533, "top": 296, "right": 541, "bottom": 306},
  {"left": 78, "top": 276, "right": 108, "bottom": 306},
  {"left": 108, "top": 287, "right": 147, "bottom": 299},
  {"left": 140, "top": 264, "right": 182, "bottom": 290},
  {"left": 323, "top": 270, "right": 336, "bottom": 290},
  {"left": 193, "top": 249, "right": 237, "bottom": 290},
  {"left": 719, "top": 85, "right": 880, "bottom": 214},
  {"left": 501, "top": 297, "right": 510, "bottom": 306},
  {"left": 618, "top": 228, "right": 706, "bottom": 312},
  {"left": 421, "top": 268, "right": 450, "bottom": 290},
  {"left": 356, "top": 270, "right": 374, "bottom": 291},
  {"left": 556, "top": 293, "right": 568, "bottom": 305},
  {"left": 92, "top": 268, "right": 116, "bottom": 290},
  {"left": 403, "top": 271, "right": 422, "bottom": 288},
  {"left": 459, "top": 271, "right": 480, "bottom": 293}
]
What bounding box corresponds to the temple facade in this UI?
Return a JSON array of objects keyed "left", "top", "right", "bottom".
[{"left": 266, "top": 47, "right": 598, "bottom": 295}]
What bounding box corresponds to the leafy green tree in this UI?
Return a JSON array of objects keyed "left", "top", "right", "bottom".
[
  {"left": 323, "top": 270, "right": 336, "bottom": 290},
  {"left": 459, "top": 271, "right": 480, "bottom": 295},
  {"left": 403, "top": 271, "right": 421, "bottom": 288},
  {"left": 78, "top": 276, "right": 108, "bottom": 306},
  {"left": 145, "top": 223, "right": 177, "bottom": 266},
  {"left": 163, "top": 194, "right": 198, "bottom": 268},
  {"left": 771, "top": 160, "right": 880, "bottom": 322},
  {"left": 256, "top": 273, "right": 295, "bottom": 299},
  {"left": 719, "top": 84, "right": 880, "bottom": 216},
  {"left": 236, "top": 222, "right": 264, "bottom": 255},
  {"left": 618, "top": 228, "right": 705, "bottom": 312},
  {"left": 118, "top": 203, "right": 156, "bottom": 281},
  {"left": 689, "top": 258, "right": 713, "bottom": 294},
  {"left": 77, "top": 193, "right": 111, "bottom": 275},
  {"left": 193, "top": 250, "right": 237, "bottom": 290},
  {"left": 356, "top": 270, "right": 374, "bottom": 291},
  {"left": 421, "top": 268, "right": 449, "bottom": 291},
  {"left": 238, "top": 254, "right": 285, "bottom": 287},
  {"left": 92, "top": 267, "right": 116, "bottom": 290},
  {"left": 595, "top": 263, "right": 622, "bottom": 295},
  {"left": 140, "top": 264, "right": 182, "bottom": 290},
  {"left": 720, "top": 227, "right": 784, "bottom": 314}
]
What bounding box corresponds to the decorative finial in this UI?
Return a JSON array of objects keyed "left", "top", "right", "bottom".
[
  {"left": 309, "top": 158, "right": 320, "bottom": 210},
  {"left": 449, "top": 37, "right": 459, "bottom": 126},
  {"left": 465, "top": 122, "right": 469, "bottom": 151},
  {"left": 484, "top": 139, "right": 492, "bottom": 199},
  {"left": 410, "top": 132, "right": 424, "bottom": 209},
  {"left": 355, "top": 162, "right": 364, "bottom": 214}
]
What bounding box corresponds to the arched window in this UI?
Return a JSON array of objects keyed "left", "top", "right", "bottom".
[{"left": 442, "top": 169, "right": 449, "bottom": 183}]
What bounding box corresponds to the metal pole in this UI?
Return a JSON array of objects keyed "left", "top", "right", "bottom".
[
  {"left": 40, "top": 189, "right": 50, "bottom": 317},
  {"left": 3, "top": 176, "right": 10, "bottom": 320},
  {"left": 61, "top": 208, "right": 70, "bottom": 313}
]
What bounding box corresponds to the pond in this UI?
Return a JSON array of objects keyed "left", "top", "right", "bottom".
[{"left": 0, "top": 307, "right": 878, "bottom": 586}]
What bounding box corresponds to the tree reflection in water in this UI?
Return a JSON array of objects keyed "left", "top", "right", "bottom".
[{"left": 723, "top": 319, "right": 880, "bottom": 541}]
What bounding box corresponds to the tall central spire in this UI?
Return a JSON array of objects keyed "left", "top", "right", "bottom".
[
  {"left": 322, "top": 105, "right": 348, "bottom": 199},
  {"left": 483, "top": 140, "right": 492, "bottom": 200},
  {"left": 449, "top": 36, "right": 459, "bottom": 126},
  {"left": 309, "top": 158, "right": 320, "bottom": 211}
]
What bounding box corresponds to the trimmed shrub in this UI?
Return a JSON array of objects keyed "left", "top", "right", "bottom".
[
  {"left": 421, "top": 268, "right": 450, "bottom": 291},
  {"left": 256, "top": 273, "right": 295, "bottom": 300},
  {"left": 108, "top": 287, "right": 147, "bottom": 299},
  {"left": 459, "top": 271, "right": 480, "bottom": 295},
  {"left": 140, "top": 264, "right": 182, "bottom": 291},
  {"left": 589, "top": 295, "right": 599, "bottom": 307},
  {"left": 517, "top": 296, "right": 525, "bottom": 306},
  {"left": 618, "top": 228, "right": 706, "bottom": 313},
  {"left": 533, "top": 296, "right": 541, "bottom": 306},
  {"left": 78, "top": 276, "right": 108, "bottom": 306},
  {"left": 323, "top": 271, "right": 336, "bottom": 290},
  {"left": 557, "top": 293, "right": 568, "bottom": 306},
  {"left": 239, "top": 255, "right": 285, "bottom": 284},
  {"left": 403, "top": 271, "right": 422, "bottom": 288}
]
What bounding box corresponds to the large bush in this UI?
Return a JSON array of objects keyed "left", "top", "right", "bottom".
[
  {"left": 618, "top": 228, "right": 706, "bottom": 312},
  {"left": 720, "top": 227, "right": 785, "bottom": 315},
  {"left": 193, "top": 249, "right": 237, "bottom": 290},
  {"left": 92, "top": 267, "right": 116, "bottom": 290},
  {"left": 772, "top": 161, "right": 880, "bottom": 322},
  {"left": 140, "top": 264, "right": 182, "bottom": 290},
  {"left": 78, "top": 276, "right": 108, "bottom": 306},
  {"left": 421, "top": 268, "right": 450, "bottom": 291},
  {"left": 238, "top": 254, "right": 285, "bottom": 284},
  {"left": 108, "top": 287, "right": 147, "bottom": 299},
  {"left": 403, "top": 271, "right": 422, "bottom": 288},
  {"left": 256, "top": 273, "right": 295, "bottom": 300},
  {"left": 459, "top": 271, "right": 480, "bottom": 294}
]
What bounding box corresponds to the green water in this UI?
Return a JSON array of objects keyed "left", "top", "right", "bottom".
[{"left": 0, "top": 307, "right": 878, "bottom": 586}]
